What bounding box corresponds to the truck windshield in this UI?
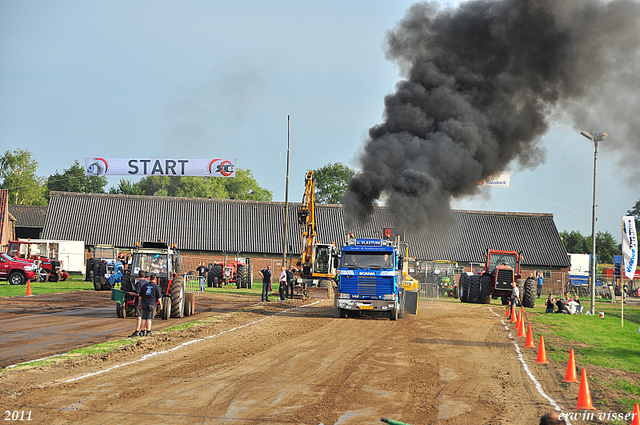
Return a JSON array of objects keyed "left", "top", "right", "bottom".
[
  {"left": 131, "top": 253, "right": 169, "bottom": 277},
  {"left": 341, "top": 252, "right": 393, "bottom": 270},
  {"left": 488, "top": 254, "right": 517, "bottom": 271}
]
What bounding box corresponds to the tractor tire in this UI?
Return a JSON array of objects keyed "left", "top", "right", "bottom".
[
  {"left": 85, "top": 259, "right": 94, "bottom": 281},
  {"left": 207, "top": 263, "right": 214, "bottom": 287},
  {"left": 162, "top": 296, "right": 171, "bottom": 320},
  {"left": 516, "top": 278, "right": 525, "bottom": 306},
  {"left": 318, "top": 279, "right": 332, "bottom": 288},
  {"left": 170, "top": 276, "right": 185, "bottom": 318},
  {"left": 125, "top": 304, "right": 136, "bottom": 317},
  {"left": 49, "top": 272, "right": 60, "bottom": 282},
  {"left": 116, "top": 302, "right": 126, "bottom": 318},
  {"left": 468, "top": 275, "right": 481, "bottom": 304},
  {"left": 247, "top": 265, "right": 253, "bottom": 289},
  {"left": 120, "top": 275, "right": 133, "bottom": 292},
  {"left": 479, "top": 275, "right": 494, "bottom": 304},
  {"left": 94, "top": 279, "right": 101, "bottom": 291},
  {"left": 459, "top": 274, "right": 468, "bottom": 302},
  {"left": 453, "top": 285, "right": 459, "bottom": 299},
  {"left": 238, "top": 264, "right": 250, "bottom": 289},
  {"left": 501, "top": 296, "right": 509, "bottom": 305},
  {"left": 236, "top": 264, "right": 244, "bottom": 289},
  {"left": 9, "top": 271, "right": 25, "bottom": 286},
  {"left": 212, "top": 264, "right": 223, "bottom": 287},
  {"left": 523, "top": 277, "right": 536, "bottom": 308}
]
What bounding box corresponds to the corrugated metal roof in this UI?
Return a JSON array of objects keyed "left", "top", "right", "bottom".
[
  {"left": 43, "top": 191, "right": 569, "bottom": 268},
  {"left": 8, "top": 205, "right": 48, "bottom": 228}
]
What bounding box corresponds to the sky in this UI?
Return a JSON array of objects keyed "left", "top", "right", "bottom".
[{"left": 1, "top": 0, "right": 638, "bottom": 239}]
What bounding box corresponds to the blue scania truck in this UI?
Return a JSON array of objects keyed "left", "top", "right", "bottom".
[{"left": 336, "top": 237, "right": 405, "bottom": 320}]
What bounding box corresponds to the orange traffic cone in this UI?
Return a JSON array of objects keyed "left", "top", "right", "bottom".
[
  {"left": 574, "top": 368, "right": 596, "bottom": 410},
  {"left": 505, "top": 306, "right": 511, "bottom": 317},
  {"left": 631, "top": 402, "right": 639, "bottom": 425},
  {"left": 525, "top": 323, "right": 536, "bottom": 348},
  {"left": 517, "top": 314, "right": 526, "bottom": 337},
  {"left": 510, "top": 305, "right": 517, "bottom": 323},
  {"left": 536, "top": 335, "right": 549, "bottom": 364},
  {"left": 25, "top": 280, "right": 33, "bottom": 296},
  {"left": 563, "top": 349, "right": 578, "bottom": 383}
]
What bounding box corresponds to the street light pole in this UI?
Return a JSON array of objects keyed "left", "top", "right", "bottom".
[
  {"left": 580, "top": 131, "right": 608, "bottom": 316},
  {"left": 282, "top": 115, "right": 291, "bottom": 269}
]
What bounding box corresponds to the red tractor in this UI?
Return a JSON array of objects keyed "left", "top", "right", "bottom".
[
  {"left": 207, "top": 259, "right": 252, "bottom": 289},
  {"left": 459, "top": 249, "right": 535, "bottom": 308}
]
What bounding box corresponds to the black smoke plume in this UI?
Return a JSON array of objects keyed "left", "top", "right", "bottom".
[{"left": 344, "top": 0, "right": 640, "bottom": 232}]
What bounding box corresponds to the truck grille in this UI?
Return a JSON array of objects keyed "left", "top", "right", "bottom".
[{"left": 340, "top": 275, "right": 394, "bottom": 298}]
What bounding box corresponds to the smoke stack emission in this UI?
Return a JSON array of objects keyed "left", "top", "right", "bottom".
[{"left": 344, "top": 0, "right": 640, "bottom": 232}]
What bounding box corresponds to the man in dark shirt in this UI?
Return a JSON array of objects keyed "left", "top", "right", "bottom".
[
  {"left": 286, "top": 265, "right": 297, "bottom": 299},
  {"left": 258, "top": 265, "right": 271, "bottom": 302},
  {"left": 196, "top": 262, "right": 208, "bottom": 292},
  {"left": 129, "top": 270, "right": 149, "bottom": 338},
  {"left": 139, "top": 273, "right": 163, "bottom": 336}
]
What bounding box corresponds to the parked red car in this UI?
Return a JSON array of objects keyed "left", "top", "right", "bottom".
[{"left": 0, "top": 253, "right": 38, "bottom": 285}]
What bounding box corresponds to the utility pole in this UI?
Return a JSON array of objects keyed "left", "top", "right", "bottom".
[{"left": 282, "top": 115, "right": 291, "bottom": 269}]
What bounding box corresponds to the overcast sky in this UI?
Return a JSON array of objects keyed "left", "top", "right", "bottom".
[{"left": 1, "top": 0, "right": 637, "bottom": 239}]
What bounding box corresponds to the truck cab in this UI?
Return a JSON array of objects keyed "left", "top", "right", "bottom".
[{"left": 336, "top": 238, "right": 404, "bottom": 320}]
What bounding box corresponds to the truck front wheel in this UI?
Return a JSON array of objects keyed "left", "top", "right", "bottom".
[
  {"left": 390, "top": 308, "right": 398, "bottom": 321},
  {"left": 339, "top": 309, "right": 347, "bottom": 318},
  {"left": 9, "top": 271, "right": 25, "bottom": 285}
]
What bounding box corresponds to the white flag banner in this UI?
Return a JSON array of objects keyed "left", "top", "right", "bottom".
[
  {"left": 479, "top": 171, "right": 511, "bottom": 188},
  {"left": 84, "top": 158, "right": 237, "bottom": 177},
  {"left": 622, "top": 215, "right": 638, "bottom": 280}
]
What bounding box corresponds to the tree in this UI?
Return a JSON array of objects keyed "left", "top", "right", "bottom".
[
  {"left": 108, "top": 179, "right": 143, "bottom": 195},
  {"left": 627, "top": 198, "right": 640, "bottom": 230},
  {"left": 313, "top": 162, "right": 355, "bottom": 204},
  {"left": 0, "top": 149, "right": 47, "bottom": 205},
  {"left": 46, "top": 160, "right": 108, "bottom": 199},
  {"left": 560, "top": 230, "right": 588, "bottom": 254},
  {"left": 128, "top": 168, "right": 270, "bottom": 201},
  {"left": 222, "top": 169, "right": 272, "bottom": 201}
]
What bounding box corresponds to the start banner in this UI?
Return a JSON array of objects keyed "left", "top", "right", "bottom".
[
  {"left": 622, "top": 215, "right": 638, "bottom": 280},
  {"left": 84, "top": 158, "right": 237, "bottom": 178}
]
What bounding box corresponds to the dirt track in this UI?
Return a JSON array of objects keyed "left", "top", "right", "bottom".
[{"left": 1, "top": 294, "right": 593, "bottom": 424}]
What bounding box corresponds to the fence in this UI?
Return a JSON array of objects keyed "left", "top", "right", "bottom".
[
  {"left": 179, "top": 255, "right": 291, "bottom": 286},
  {"left": 183, "top": 275, "right": 204, "bottom": 293},
  {"left": 418, "top": 283, "right": 439, "bottom": 300}
]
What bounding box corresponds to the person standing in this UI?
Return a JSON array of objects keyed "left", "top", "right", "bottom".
[
  {"left": 258, "top": 265, "right": 272, "bottom": 302},
  {"left": 139, "top": 273, "right": 163, "bottom": 336},
  {"left": 196, "top": 262, "right": 208, "bottom": 292},
  {"left": 278, "top": 266, "right": 287, "bottom": 301},
  {"left": 537, "top": 272, "right": 544, "bottom": 298},
  {"left": 286, "top": 265, "right": 297, "bottom": 299},
  {"left": 128, "top": 270, "right": 149, "bottom": 338},
  {"left": 511, "top": 281, "right": 520, "bottom": 308}
]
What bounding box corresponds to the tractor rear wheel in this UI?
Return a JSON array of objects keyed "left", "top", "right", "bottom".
[
  {"left": 459, "top": 274, "right": 468, "bottom": 302},
  {"left": 468, "top": 275, "right": 481, "bottom": 303},
  {"left": 170, "top": 276, "right": 185, "bottom": 318},
  {"left": 516, "top": 278, "right": 525, "bottom": 306},
  {"left": 453, "top": 285, "right": 459, "bottom": 299},
  {"left": 49, "top": 271, "right": 60, "bottom": 282},
  {"left": 236, "top": 264, "right": 245, "bottom": 289},
  {"left": 116, "top": 302, "right": 126, "bottom": 318},
  {"left": 207, "top": 263, "right": 214, "bottom": 287},
  {"left": 479, "top": 275, "right": 494, "bottom": 304},
  {"left": 212, "top": 264, "right": 223, "bottom": 287},
  {"left": 522, "top": 277, "right": 536, "bottom": 308},
  {"left": 94, "top": 279, "right": 101, "bottom": 291},
  {"left": 85, "top": 259, "right": 94, "bottom": 281},
  {"left": 184, "top": 293, "right": 195, "bottom": 316},
  {"left": 39, "top": 269, "right": 49, "bottom": 282},
  {"left": 247, "top": 265, "right": 253, "bottom": 289},
  {"left": 501, "top": 296, "right": 509, "bottom": 305},
  {"left": 162, "top": 296, "right": 171, "bottom": 320}
]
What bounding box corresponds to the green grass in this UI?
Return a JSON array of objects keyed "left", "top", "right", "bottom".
[
  {"left": 66, "top": 339, "right": 138, "bottom": 355},
  {"left": 531, "top": 300, "right": 640, "bottom": 374},
  {"left": 0, "top": 276, "right": 92, "bottom": 297}
]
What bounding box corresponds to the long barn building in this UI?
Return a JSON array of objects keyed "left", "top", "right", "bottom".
[{"left": 43, "top": 191, "right": 570, "bottom": 291}]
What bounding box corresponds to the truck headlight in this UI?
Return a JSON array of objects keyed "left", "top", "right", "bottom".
[
  {"left": 338, "top": 293, "right": 351, "bottom": 299},
  {"left": 383, "top": 294, "right": 396, "bottom": 300}
]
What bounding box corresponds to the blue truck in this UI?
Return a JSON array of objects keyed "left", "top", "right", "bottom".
[{"left": 336, "top": 237, "right": 405, "bottom": 320}]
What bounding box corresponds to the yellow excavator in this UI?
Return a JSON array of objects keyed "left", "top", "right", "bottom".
[{"left": 296, "top": 171, "right": 339, "bottom": 298}]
